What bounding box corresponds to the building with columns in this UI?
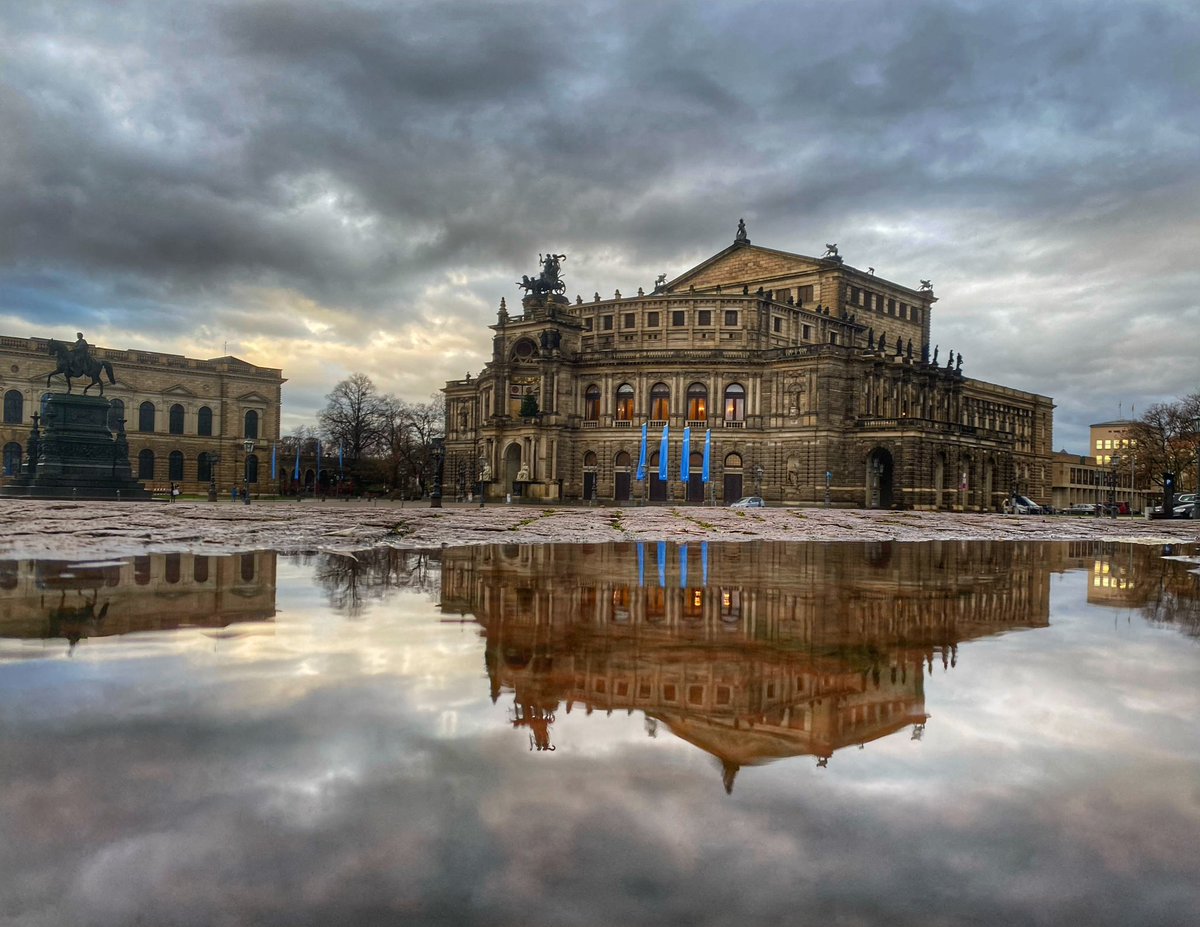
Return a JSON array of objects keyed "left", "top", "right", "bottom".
[
  {"left": 443, "top": 226, "right": 1054, "bottom": 508},
  {"left": 1, "top": 334, "right": 284, "bottom": 495}
]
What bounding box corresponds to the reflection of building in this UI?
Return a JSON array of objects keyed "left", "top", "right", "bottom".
[
  {"left": 0, "top": 552, "right": 277, "bottom": 644},
  {"left": 1, "top": 335, "right": 284, "bottom": 494},
  {"left": 440, "top": 540, "right": 1051, "bottom": 789},
  {"left": 443, "top": 227, "right": 1054, "bottom": 509}
]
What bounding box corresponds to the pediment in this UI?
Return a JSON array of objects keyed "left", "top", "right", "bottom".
[
  {"left": 235, "top": 390, "right": 271, "bottom": 404},
  {"left": 667, "top": 243, "right": 826, "bottom": 293},
  {"left": 162, "top": 384, "right": 198, "bottom": 398}
]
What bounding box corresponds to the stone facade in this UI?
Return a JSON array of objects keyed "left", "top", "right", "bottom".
[
  {"left": 1, "top": 335, "right": 285, "bottom": 495},
  {"left": 443, "top": 232, "right": 1054, "bottom": 509}
]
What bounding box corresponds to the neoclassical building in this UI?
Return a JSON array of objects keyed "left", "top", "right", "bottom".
[
  {"left": 0, "top": 335, "right": 284, "bottom": 494},
  {"left": 444, "top": 226, "right": 1053, "bottom": 508}
]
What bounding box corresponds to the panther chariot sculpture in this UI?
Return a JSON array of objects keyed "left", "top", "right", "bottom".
[
  {"left": 517, "top": 252, "right": 568, "bottom": 303},
  {"left": 45, "top": 332, "right": 117, "bottom": 396}
]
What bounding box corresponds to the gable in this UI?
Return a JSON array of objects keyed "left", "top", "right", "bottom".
[
  {"left": 162, "top": 384, "right": 198, "bottom": 398},
  {"left": 235, "top": 390, "right": 272, "bottom": 404},
  {"left": 667, "top": 243, "right": 825, "bottom": 292}
]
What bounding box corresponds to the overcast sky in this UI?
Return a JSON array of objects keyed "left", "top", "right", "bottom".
[{"left": 2, "top": 0, "right": 1197, "bottom": 451}]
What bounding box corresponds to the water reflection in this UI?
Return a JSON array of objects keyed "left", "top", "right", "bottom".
[
  {"left": 435, "top": 540, "right": 1057, "bottom": 787},
  {"left": 0, "top": 552, "right": 277, "bottom": 647}
]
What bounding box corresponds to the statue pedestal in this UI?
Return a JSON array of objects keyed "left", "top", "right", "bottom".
[{"left": 0, "top": 393, "right": 152, "bottom": 500}]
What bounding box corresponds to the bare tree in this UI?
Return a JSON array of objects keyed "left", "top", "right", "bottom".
[
  {"left": 1126, "top": 391, "right": 1200, "bottom": 491},
  {"left": 319, "top": 374, "right": 388, "bottom": 464},
  {"left": 379, "top": 395, "right": 445, "bottom": 497}
]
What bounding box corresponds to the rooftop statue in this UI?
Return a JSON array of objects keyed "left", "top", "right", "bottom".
[
  {"left": 517, "top": 252, "right": 567, "bottom": 300},
  {"left": 735, "top": 218, "right": 749, "bottom": 242},
  {"left": 46, "top": 332, "right": 116, "bottom": 396},
  {"left": 823, "top": 243, "right": 839, "bottom": 258},
  {"left": 919, "top": 279, "right": 933, "bottom": 292}
]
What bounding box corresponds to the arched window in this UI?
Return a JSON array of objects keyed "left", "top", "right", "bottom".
[
  {"left": 246, "top": 453, "right": 259, "bottom": 484},
  {"left": 197, "top": 452, "right": 211, "bottom": 483},
  {"left": 650, "top": 383, "right": 670, "bottom": 421},
  {"left": 615, "top": 451, "right": 631, "bottom": 468},
  {"left": 137, "top": 449, "right": 155, "bottom": 479},
  {"left": 3, "top": 442, "right": 22, "bottom": 476},
  {"left": 240, "top": 553, "right": 256, "bottom": 582},
  {"left": 107, "top": 399, "right": 125, "bottom": 432},
  {"left": 686, "top": 382, "right": 707, "bottom": 421},
  {"left": 197, "top": 406, "right": 213, "bottom": 437},
  {"left": 193, "top": 556, "right": 210, "bottom": 584},
  {"left": 615, "top": 384, "right": 635, "bottom": 421},
  {"left": 134, "top": 556, "right": 151, "bottom": 586},
  {"left": 169, "top": 404, "right": 185, "bottom": 435},
  {"left": 244, "top": 410, "right": 259, "bottom": 439},
  {"left": 138, "top": 401, "right": 155, "bottom": 433},
  {"left": 725, "top": 452, "right": 743, "bottom": 469},
  {"left": 168, "top": 450, "right": 184, "bottom": 481},
  {"left": 584, "top": 385, "right": 601, "bottom": 421},
  {"left": 165, "top": 554, "right": 181, "bottom": 585},
  {"left": 723, "top": 383, "right": 745, "bottom": 422},
  {"left": 3, "top": 390, "right": 22, "bottom": 424},
  {"left": 583, "top": 451, "right": 597, "bottom": 467}
]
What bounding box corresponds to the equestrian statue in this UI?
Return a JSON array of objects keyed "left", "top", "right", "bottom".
[{"left": 45, "top": 332, "right": 116, "bottom": 396}]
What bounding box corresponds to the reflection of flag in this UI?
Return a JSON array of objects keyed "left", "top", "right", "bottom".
[
  {"left": 293, "top": 442, "right": 300, "bottom": 480},
  {"left": 681, "top": 427, "right": 691, "bottom": 482},
  {"left": 680, "top": 543, "right": 688, "bottom": 589},
  {"left": 270, "top": 443, "right": 277, "bottom": 480},
  {"left": 702, "top": 541, "right": 708, "bottom": 586},
  {"left": 657, "top": 540, "right": 666, "bottom": 588},
  {"left": 637, "top": 542, "right": 645, "bottom": 587},
  {"left": 702, "top": 430, "right": 711, "bottom": 483},
  {"left": 636, "top": 423, "right": 647, "bottom": 481},
  {"left": 658, "top": 425, "right": 669, "bottom": 481}
]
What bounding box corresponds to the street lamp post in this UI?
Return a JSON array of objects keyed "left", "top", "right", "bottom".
[
  {"left": 478, "top": 455, "right": 488, "bottom": 508},
  {"left": 207, "top": 452, "right": 221, "bottom": 502},
  {"left": 754, "top": 464, "right": 763, "bottom": 499},
  {"left": 243, "top": 439, "right": 254, "bottom": 505}
]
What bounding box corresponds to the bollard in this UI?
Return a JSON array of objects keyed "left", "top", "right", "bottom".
[{"left": 506, "top": 493, "right": 512, "bottom": 504}]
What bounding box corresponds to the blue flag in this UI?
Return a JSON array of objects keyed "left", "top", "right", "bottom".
[
  {"left": 293, "top": 441, "right": 300, "bottom": 480},
  {"left": 637, "top": 542, "right": 645, "bottom": 588},
  {"left": 270, "top": 443, "right": 277, "bottom": 480},
  {"left": 658, "top": 424, "right": 669, "bottom": 481},
  {"left": 702, "top": 541, "right": 709, "bottom": 587},
  {"left": 636, "top": 423, "right": 647, "bottom": 481},
  {"left": 657, "top": 540, "right": 666, "bottom": 588},
  {"left": 680, "top": 543, "right": 688, "bottom": 589},
  {"left": 702, "top": 429, "right": 711, "bottom": 483},
  {"left": 681, "top": 426, "right": 691, "bottom": 482}
]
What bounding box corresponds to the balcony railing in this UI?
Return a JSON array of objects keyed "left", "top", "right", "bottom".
[
  {"left": 722, "top": 420, "right": 745, "bottom": 429},
  {"left": 613, "top": 420, "right": 633, "bottom": 428}
]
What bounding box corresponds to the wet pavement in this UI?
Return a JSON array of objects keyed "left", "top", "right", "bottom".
[
  {"left": 1, "top": 539, "right": 1199, "bottom": 925},
  {"left": 0, "top": 497, "right": 1196, "bottom": 559}
]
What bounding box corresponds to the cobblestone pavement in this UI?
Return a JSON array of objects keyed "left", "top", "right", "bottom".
[{"left": 0, "top": 498, "right": 1195, "bottom": 558}]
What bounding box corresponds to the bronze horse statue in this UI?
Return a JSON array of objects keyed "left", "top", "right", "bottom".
[{"left": 46, "top": 339, "right": 116, "bottom": 396}]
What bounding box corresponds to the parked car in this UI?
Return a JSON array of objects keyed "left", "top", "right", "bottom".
[
  {"left": 1150, "top": 493, "right": 1195, "bottom": 516},
  {"left": 1012, "top": 496, "right": 1043, "bottom": 515},
  {"left": 729, "top": 496, "right": 766, "bottom": 508},
  {"left": 1067, "top": 502, "right": 1100, "bottom": 515}
]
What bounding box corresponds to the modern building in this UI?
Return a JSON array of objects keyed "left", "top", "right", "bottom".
[
  {"left": 1049, "top": 420, "right": 1150, "bottom": 513},
  {"left": 1, "top": 334, "right": 285, "bottom": 495},
  {"left": 443, "top": 225, "right": 1054, "bottom": 508}
]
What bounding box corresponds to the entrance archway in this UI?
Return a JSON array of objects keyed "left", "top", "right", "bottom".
[
  {"left": 614, "top": 451, "right": 631, "bottom": 502},
  {"left": 504, "top": 443, "right": 522, "bottom": 493},
  {"left": 866, "top": 447, "right": 894, "bottom": 509},
  {"left": 648, "top": 452, "right": 667, "bottom": 502},
  {"left": 687, "top": 451, "right": 705, "bottom": 502},
  {"left": 723, "top": 452, "right": 743, "bottom": 503},
  {"left": 933, "top": 454, "right": 946, "bottom": 510},
  {"left": 583, "top": 450, "right": 598, "bottom": 502}
]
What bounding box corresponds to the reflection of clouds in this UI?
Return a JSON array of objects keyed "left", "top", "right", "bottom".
[{"left": 1, "top": 550, "right": 1199, "bottom": 924}]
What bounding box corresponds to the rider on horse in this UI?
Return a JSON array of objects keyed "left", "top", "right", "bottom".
[{"left": 71, "top": 333, "right": 91, "bottom": 378}]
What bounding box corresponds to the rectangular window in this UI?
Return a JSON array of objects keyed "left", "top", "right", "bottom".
[
  {"left": 912, "top": 307, "right": 921, "bottom": 324},
  {"left": 602, "top": 315, "right": 613, "bottom": 331},
  {"left": 850, "top": 287, "right": 861, "bottom": 305},
  {"left": 797, "top": 285, "right": 814, "bottom": 303},
  {"left": 724, "top": 310, "right": 738, "bottom": 326},
  {"left": 1095, "top": 440, "right": 1103, "bottom": 450},
  {"left": 623, "top": 313, "right": 635, "bottom": 329},
  {"left": 888, "top": 298, "right": 895, "bottom": 314},
  {"left": 672, "top": 310, "right": 686, "bottom": 326},
  {"left": 802, "top": 324, "right": 811, "bottom": 340},
  {"left": 697, "top": 309, "right": 711, "bottom": 326},
  {"left": 584, "top": 317, "right": 594, "bottom": 331},
  {"left": 773, "top": 317, "right": 782, "bottom": 333},
  {"left": 646, "top": 311, "right": 659, "bottom": 327}
]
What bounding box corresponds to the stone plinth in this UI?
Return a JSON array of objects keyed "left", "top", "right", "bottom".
[{"left": 0, "top": 393, "right": 152, "bottom": 500}]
